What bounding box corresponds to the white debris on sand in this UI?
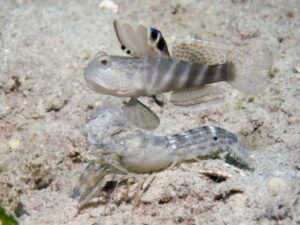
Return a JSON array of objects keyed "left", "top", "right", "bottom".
[{"left": 99, "top": 0, "right": 118, "bottom": 13}]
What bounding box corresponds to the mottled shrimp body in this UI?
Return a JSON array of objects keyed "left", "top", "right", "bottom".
[
  {"left": 100, "top": 125, "right": 246, "bottom": 174},
  {"left": 102, "top": 135, "right": 174, "bottom": 173},
  {"left": 74, "top": 125, "right": 252, "bottom": 208}
]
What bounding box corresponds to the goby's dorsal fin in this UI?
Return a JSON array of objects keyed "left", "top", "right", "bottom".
[{"left": 113, "top": 20, "right": 170, "bottom": 57}]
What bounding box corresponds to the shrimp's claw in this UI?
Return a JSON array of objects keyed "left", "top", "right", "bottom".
[
  {"left": 72, "top": 158, "right": 128, "bottom": 210},
  {"left": 72, "top": 161, "right": 111, "bottom": 209}
]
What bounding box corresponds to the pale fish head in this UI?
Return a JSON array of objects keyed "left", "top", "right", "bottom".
[{"left": 84, "top": 51, "right": 139, "bottom": 97}]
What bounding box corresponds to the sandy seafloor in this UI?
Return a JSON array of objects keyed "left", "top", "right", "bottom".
[{"left": 0, "top": 0, "right": 300, "bottom": 224}]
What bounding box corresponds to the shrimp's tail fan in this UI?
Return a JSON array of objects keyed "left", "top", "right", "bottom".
[{"left": 226, "top": 39, "right": 273, "bottom": 95}]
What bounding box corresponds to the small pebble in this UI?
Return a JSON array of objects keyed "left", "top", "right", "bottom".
[
  {"left": 173, "top": 207, "right": 187, "bottom": 223},
  {"left": 99, "top": 0, "right": 118, "bottom": 13},
  {"left": 3, "top": 76, "right": 21, "bottom": 92},
  {"left": 267, "top": 177, "right": 291, "bottom": 196},
  {"left": 9, "top": 138, "right": 20, "bottom": 150},
  {"left": 258, "top": 217, "right": 272, "bottom": 225},
  {"left": 45, "top": 94, "right": 68, "bottom": 112},
  {"left": 170, "top": 190, "right": 177, "bottom": 198}
]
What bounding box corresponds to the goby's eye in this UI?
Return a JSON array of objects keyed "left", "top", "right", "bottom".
[
  {"left": 95, "top": 51, "right": 110, "bottom": 67},
  {"left": 101, "top": 59, "right": 108, "bottom": 65}
]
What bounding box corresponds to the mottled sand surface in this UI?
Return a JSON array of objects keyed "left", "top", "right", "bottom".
[{"left": 0, "top": 0, "right": 299, "bottom": 224}]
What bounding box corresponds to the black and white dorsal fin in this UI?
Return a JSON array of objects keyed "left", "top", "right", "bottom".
[
  {"left": 172, "top": 38, "right": 230, "bottom": 65},
  {"left": 113, "top": 20, "right": 170, "bottom": 57}
]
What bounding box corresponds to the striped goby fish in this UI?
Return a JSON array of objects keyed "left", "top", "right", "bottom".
[
  {"left": 84, "top": 21, "right": 273, "bottom": 130},
  {"left": 84, "top": 51, "right": 233, "bottom": 98},
  {"left": 73, "top": 125, "right": 253, "bottom": 208}
]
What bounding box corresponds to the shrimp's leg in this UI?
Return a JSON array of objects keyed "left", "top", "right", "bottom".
[
  {"left": 124, "top": 177, "right": 135, "bottom": 202},
  {"left": 102, "top": 155, "right": 131, "bottom": 175},
  {"left": 102, "top": 178, "right": 122, "bottom": 215},
  {"left": 134, "top": 175, "right": 155, "bottom": 207},
  {"left": 78, "top": 173, "right": 116, "bottom": 210},
  {"left": 133, "top": 178, "right": 145, "bottom": 207}
]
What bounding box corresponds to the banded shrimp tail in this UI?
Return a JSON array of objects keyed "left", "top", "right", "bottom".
[
  {"left": 166, "top": 125, "right": 254, "bottom": 170},
  {"left": 73, "top": 125, "right": 254, "bottom": 208}
]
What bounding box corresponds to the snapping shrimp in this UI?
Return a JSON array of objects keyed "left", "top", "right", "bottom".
[{"left": 73, "top": 125, "right": 253, "bottom": 209}]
